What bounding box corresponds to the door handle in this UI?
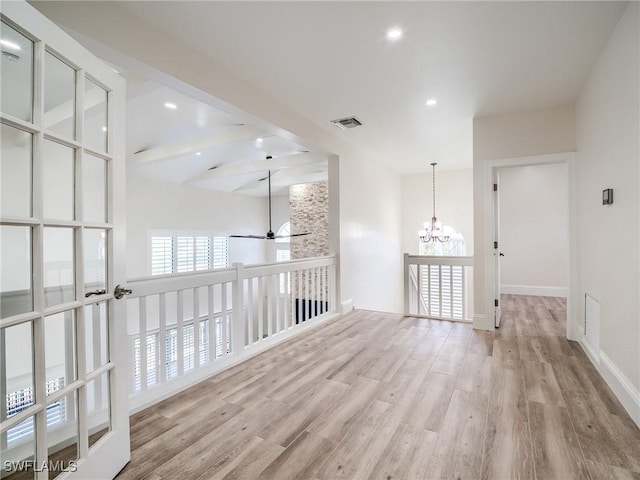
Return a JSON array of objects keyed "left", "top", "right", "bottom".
[
  {"left": 499, "top": 252, "right": 505, "bottom": 257},
  {"left": 85, "top": 289, "right": 107, "bottom": 298},
  {"left": 114, "top": 284, "right": 133, "bottom": 300}
]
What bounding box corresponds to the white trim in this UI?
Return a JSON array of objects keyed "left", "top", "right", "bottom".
[
  {"left": 579, "top": 339, "right": 640, "bottom": 428},
  {"left": 481, "top": 152, "right": 578, "bottom": 338},
  {"left": 473, "top": 314, "right": 492, "bottom": 331},
  {"left": 500, "top": 285, "right": 567, "bottom": 297},
  {"left": 341, "top": 299, "right": 353, "bottom": 313}
]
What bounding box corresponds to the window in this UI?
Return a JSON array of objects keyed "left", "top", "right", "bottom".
[
  {"left": 6, "top": 377, "right": 65, "bottom": 445},
  {"left": 132, "top": 314, "right": 232, "bottom": 391},
  {"left": 275, "top": 222, "right": 291, "bottom": 262},
  {"left": 150, "top": 232, "right": 228, "bottom": 275}
]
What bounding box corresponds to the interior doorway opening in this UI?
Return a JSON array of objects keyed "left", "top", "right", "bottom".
[{"left": 494, "top": 162, "right": 570, "bottom": 332}]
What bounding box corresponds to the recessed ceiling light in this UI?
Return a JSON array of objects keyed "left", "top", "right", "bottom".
[
  {"left": 195, "top": 152, "right": 201, "bottom": 156},
  {"left": 164, "top": 102, "right": 177, "bottom": 109},
  {"left": 386, "top": 28, "right": 403, "bottom": 41},
  {"left": 425, "top": 98, "right": 437, "bottom": 107},
  {"left": 256, "top": 137, "right": 263, "bottom": 143},
  {"left": 0, "top": 39, "right": 22, "bottom": 51},
  {"left": 101, "top": 126, "right": 107, "bottom": 132}
]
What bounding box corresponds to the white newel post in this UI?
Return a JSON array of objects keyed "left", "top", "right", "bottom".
[
  {"left": 232, "top": 263, "right": 246, "bottom": 354},
  {"left": 403, "top": 253, "right": 410, "bottom": 315}
]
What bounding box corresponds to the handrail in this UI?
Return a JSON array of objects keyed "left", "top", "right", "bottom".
[{"left": 405, "top": 255, "right": 473, "bottom": 266}]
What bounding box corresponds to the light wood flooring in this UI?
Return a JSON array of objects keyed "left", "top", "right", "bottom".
[{"left": 117, "top": 295, "right": 640, "bottom": 480}]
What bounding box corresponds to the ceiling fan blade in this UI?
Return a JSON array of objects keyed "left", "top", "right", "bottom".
[
  {"left": 229, "top": 234, "right": 268, "bottom": 239},
  {"left": 274, "top": 232, "right": 311, "bottom": 238}
]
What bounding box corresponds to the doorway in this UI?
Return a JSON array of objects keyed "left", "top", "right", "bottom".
[
  {"left": 494, "top": 163, "right": 570, "bottom": 332},
  {"left": 483, "top": 152, "right": 578, "bottom": 340}
]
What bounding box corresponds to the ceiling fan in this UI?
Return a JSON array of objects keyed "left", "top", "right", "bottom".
[{"left": 229, "top": 169, "right": 311, "bottom": 240}]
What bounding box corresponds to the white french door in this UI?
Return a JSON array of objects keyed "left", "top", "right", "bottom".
[{"left": 1, "top": 2, "right": 129, "bottom": 479}]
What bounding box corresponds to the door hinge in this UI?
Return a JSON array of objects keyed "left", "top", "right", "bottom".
[
  {"left": 495, "top": 299, "right": 499, "bottom": 307},
  {"left": 494, "top": 241, "right": 498, "bottom": 249},
  {"left": 493, "top": 183, "right": 498, "bottom": 192}
]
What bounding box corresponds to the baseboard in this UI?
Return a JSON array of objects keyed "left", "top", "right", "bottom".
[
  {"left": 579, "top": 338, "right": 640, "bottom": 428},
  {"left": 500, "top": 284, "right": 567, "bottom": 297},
  {"left": 341, "top": 299, "right": 354, "bottom": 313},
  {"left": 473, "top": 314, "right": 493, "bottom": 331}
]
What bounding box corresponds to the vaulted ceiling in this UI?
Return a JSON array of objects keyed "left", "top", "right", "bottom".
[{"left": 30, "top": 1, "right": 627, "bottom": 181}]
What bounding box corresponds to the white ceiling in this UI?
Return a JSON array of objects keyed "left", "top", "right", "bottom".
[
  {"left": 113, "top": 0, "right": 626, "bottom": 174},
  {"left": 123, "top": 77, "right": 326, "bottom": 196}
]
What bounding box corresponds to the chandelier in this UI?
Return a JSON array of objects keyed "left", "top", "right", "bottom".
[{"left": 419, "top": 162, "right": 450, "bottom": 243}]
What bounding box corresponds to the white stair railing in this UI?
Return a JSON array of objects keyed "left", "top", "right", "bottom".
[
  {"left": 403, "top": 254, "right": 473, "bottom": 322},
  {"left": 126, "top": 255, "right": 337, "bottom": 411}
]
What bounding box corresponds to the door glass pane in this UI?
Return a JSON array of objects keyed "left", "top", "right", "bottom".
[
  {"left": 83, "top": 153, "right": 107, "bottom": 223},
  {"left": 0, "top": 21, "right": 33, "bottom": 122},
  {"left": 0, "top": 225, "right": 32, "bottom": 318},
  {"left": 44, "top": 51, "right": 76, "bottom": 139},
  {"left": 3, "top": 322, "right": 34, "bottom": 421},
  {"left": 3, "top": 416, "right": 36, "bottom": 478},
  {"left": 84, "top": 78, "right": 108, "bottom": 153},
  {"left": 43, "top": 227, "right": 75, "bottom": 308},
  {"left": 84, "top": 229, "right": 107, "bottom": 294},
  {"left": 0, "top": 124, "right": 32, "bottom": 218},
  {"left": 42, "top": 139, "right": 75, "bottom": 220},
  {"left": 47, "top": 390, "right": 79, "bottom": 478},
  {"left": 84, "top": 302, "right": 108, "bottom": 373},
  {"left": 45, "top": 310, "right": 77, "bottom": 390},
  {"left": 87, "top": 371, "right": 111, "bottom": 449}
]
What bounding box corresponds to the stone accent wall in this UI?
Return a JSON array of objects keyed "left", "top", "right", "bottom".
[
  {"left": 289, "top": 182, "right": 329, "bottom": 259},
  {"left": 289, "top": 182, "right": 329, "bottom": 307}
]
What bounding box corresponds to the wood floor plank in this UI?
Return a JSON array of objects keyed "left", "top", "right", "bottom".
[
  {"left": 522, "top": 360, "right": 565, "bottom": 407},
  {"left": 433, "top": 389, "right": 489, "bottom": 472},
  {"left": 258, "top": 379, "right": 350, "bottom": 448},
  {"left": 492, "top": 335, "right": 522, "bottom": 372},
  {"left": 254, "top": 430, "right": 336, "bottom": 480},
  {"left": 585, "top": 460, "right": 640, "bottom": 480},
  {"left": 481, "top": 367, "right": 534, "bottom": 480},
  {"left": 403, "top": 372, "right": 457, "bottom": 433},
  {"left": 313, "top": 399, "right": 402, "bottom": 480},
  {"left": 195, "top": 436, "right": 284, "bottom": 480},
  {"left": 528, "top": 402, "right": 590, "bottom": 480},
  {"left": 456, "top": 352, "right": 493, "bottom": 395},
  {"left": 367, "top": 423, "right": 438, "bottom": 480},
  {"left": 307, "top": 376, "right": 381, "bottom": 442},
  {"left": 408, "top": 334, "right": 445, "bottom": 364},
  {"left": 562, "top": 391, "right": 632, "bottom": 470}
]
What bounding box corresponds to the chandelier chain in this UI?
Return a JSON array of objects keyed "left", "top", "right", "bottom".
[{"left": 431, "top": 162, "right": 437, "bottom": 219}]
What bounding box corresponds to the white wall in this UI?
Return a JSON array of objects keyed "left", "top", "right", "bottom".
[
  {"left": 576, "top": 2, "right": 639, "bottom": 393},
  {"left": 339, "top": 152, "right": 403, "bottom": 313},
  {"left": 472, "top": 105, "right": 576, "bottom": 328},
  {"left": 126, "top": 174, "right": 269, "bottom": 278},
  {"left": 498, "top": 163, "right": 568, "bottom": 296},
  {"left": 402, "top": 169, "right": 473, "bottom": 256}
]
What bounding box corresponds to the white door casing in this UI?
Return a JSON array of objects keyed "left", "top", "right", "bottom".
[
  {"left": 0, "top": 2, "right": 129, "bottom": 479},
  {"left": 493, "top": 169, "right": 502, "bottom": 328}
]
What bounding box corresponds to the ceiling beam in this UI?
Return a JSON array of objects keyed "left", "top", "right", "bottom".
[
  {"left": 183, "top": 151, "right": 326, "bottom": 184},
  {"left": 129, "top": 124, "right": 266, "bottom": 165}
]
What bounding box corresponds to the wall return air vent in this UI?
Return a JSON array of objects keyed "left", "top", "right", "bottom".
[{"left": 331, "top": 116, "right": 363, "bottom": 130}]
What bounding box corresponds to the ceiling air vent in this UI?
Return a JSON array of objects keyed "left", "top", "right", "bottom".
[{"left": 331, "top": 116, "right": 363, "bottom": 130}]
